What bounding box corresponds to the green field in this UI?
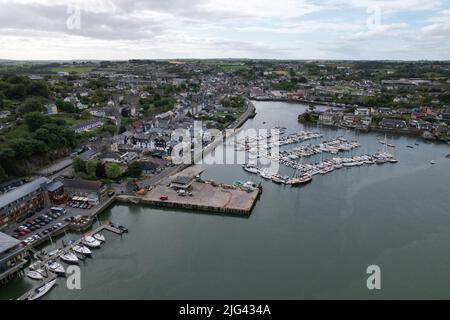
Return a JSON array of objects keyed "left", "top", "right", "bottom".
[
  {"left": 198, "top": 60, "right": 249, "bottom": 72},
  {"left": 49, "top": 66, "right": 95, "bottom": 74},
  {"left": 50, "top": 114, "right": 91, "bottom": 125}
]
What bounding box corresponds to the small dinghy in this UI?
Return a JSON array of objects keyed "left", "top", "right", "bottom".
[
  {"left": 28, "top": 279, "right": 57, "bottom": 300},
  {"left": 93, "top": 233, "right": 105, "bottom": 242},
  {"left": 82, "top": 236, "right": 101, "bottom": 248},
  {"left": 46, "top": 260, "right": 65, "bottom": 275},
  {"left": 59, "top": 251, "right": 79, "bottom": 264},
  {"left": 72, "top": 244, "right": 92, "bottom": 256},
  {"left": 26, "top": 270, "right": 44, "bottom": 281}
]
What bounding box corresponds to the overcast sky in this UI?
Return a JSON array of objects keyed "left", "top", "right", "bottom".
[{"left": 0, "top": 0, "right": 449, "bottom": 60}]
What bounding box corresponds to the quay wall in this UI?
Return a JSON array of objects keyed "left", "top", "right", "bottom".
[{"left": 115, "top": 194, "right": 258, "bottom": 216}]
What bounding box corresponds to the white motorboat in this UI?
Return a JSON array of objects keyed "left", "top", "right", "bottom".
[
  {"left": 430, "top": 160, "right": 436, "bottom": 165},
  {"left": 72, "top": 244, "right": 92, "bottom": 256},
  {"left": 243, "top": 165, "right": 259, "bottom": 174},
  {"left": 259, "top": 170, "right": 273, "bottom": 180},
  {"left": 59, "top": 251, "right": 79, "bottom": 264},
  {"left": 28, "top": 279, "right": 57, "bottom": 300},
  {"left": 82, "top": 236, "right": 101, "bottom": 248},
  {"left": 26, "top": 270, "right": 44, "bottom": 281},
  {"left": 46, "top": 261, "right": 65, "bottom": 275},
  {"left": 93, "top": 233, "right": 106, "bottom": 242}
]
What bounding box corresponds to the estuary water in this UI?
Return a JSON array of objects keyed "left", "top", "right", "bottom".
[{"left": 1, "top": 101, "right": 450, "bottom": 299}]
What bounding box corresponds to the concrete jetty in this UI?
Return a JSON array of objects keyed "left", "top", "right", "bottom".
[{"left": 118, "top": 166, "right": 261, "bottom": 216}]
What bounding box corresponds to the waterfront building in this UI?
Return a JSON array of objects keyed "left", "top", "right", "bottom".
[
  {"left": 354, "top": 107, "right": 370, "bottom": 116},
  {"left": 63, "top": 178, "right": 107, "bottom": 202},
  {"left": 379, "top": 119, "right": 407, "bottom": 130},
  {"left": 71, "top": 119, "right": 104, "bottom": 134},
  {"left": 170, "top": 176, "right": 194, "bottom": 190},
  {"left": 0, "top": 232, "right": 27, "bottom": 285},
  {"left": 0, "top": 177, "right": 51, "bottom": 229},
  {"left": 318, "top": 113, "right": 335, "bottom": 125}
]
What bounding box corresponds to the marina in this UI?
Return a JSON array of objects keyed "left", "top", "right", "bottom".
[
  {"left": 15, "top": 222, "right": 127, "bottom": 300},
  {"left": 1, "top": 100, "right": 449, "bottom": 300}
]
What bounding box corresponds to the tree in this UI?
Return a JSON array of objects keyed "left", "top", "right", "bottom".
[
  {"left": 9, "top": 138, "right": 46, "bottom": 158},
  {"left": 86, "top": 160, "right": 100, "bottom": 179},
  {"left": 96, "top": 162, "right": 107, "bottom": 179},
  {"left": 101, "top": 123, "right": 117, "bottom": 136},
  {"left": 22, "top": 97, "right": 44, "bottom": 114},
  {"left": 105, "top": 162, "right": 121, "bottom": 179},
  {"left": 25, "top": 81, "right": 49, "bottom": 98},
  {"left": 127, "top": 161, "right": 142, "bottom": 178},
  {"left": 24, "top": 112, "right": 47, "bottom": 131},
  {"left": 73, "top": 157, "right": 86, "bottom": 173},
  {"left": 5, "top": 83, "right": 25, "bottom": 100},
  {"left": 0, "top": 165, "right": 7, "bottom": 182}
]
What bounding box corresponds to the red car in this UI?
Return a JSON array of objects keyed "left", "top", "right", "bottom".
[
  {"left": 18, "top": 231, "right": 27, "bottom": 237},
  {"left": 22, "top": 228, "right": 31, "bottom": 234},
  {"left": 160, "top": 196, "right": 168, "bottom": 201}
]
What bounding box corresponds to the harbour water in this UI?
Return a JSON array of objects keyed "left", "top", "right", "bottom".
[{"left": 1, "top": 101, "right": 450, "bottom": 299}]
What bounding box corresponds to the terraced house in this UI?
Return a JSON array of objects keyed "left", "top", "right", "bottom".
[
  {"left": 0, "top": 232, "right": 26, "bottom": 285},
  {"left": 0, "top": 177, "right": 51, "bottom": 229}
]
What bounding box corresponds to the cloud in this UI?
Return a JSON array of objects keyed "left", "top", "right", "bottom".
[
  {"left": 0, "top": 0, "right": 448, "bottom": 60},
  {"left": 347, "top": 23, "right": 409, "bottom": 41}
]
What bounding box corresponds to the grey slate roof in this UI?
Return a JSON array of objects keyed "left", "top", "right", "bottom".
[
  {"left": 0, "top": 177, "right": 50, "bottom": 209},
  {"left": 48, "top": 180, "right": 64, "bottom": 192},
  {"left": 0, "top": 232, "right": 21, "bottom": 253}
]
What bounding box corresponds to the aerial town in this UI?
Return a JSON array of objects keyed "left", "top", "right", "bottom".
[{"left": 1, "top": 59, "right": 450, "bottom": 298}]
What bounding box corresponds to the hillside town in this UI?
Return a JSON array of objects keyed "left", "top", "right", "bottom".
[{"left": 1, "top": 59, "right": 450, "bottom": 287}]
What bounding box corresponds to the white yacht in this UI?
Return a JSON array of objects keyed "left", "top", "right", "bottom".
[
  {"left": 242, "top": 165, "right": 259, "bottom": 174},
  {"left": 60, "top": 251, "right": 79, "bottom": 264},
  {"left": 93, "top": 233, "right": 106, "bottom": 242},
  {"left": 259, "top": 169, "right": 273, "bottom": 180},
  {"left": 82, "top": 236, "right": 101, "bottom": 248},
  {"left": 46, "top": 261, "right": 65, "bottom": 275},
  {"left": 72, "top": 244, "right": 92, "bottom": 256},
  {"left": 26, "top": 270, "right": 44, "bottom": 281},
  {"left": 28, "top": 279, "right": 57, "bottom": 300}
]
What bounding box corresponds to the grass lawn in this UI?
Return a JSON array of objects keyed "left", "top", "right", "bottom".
[
  {"left": 49, "top": 66, "right": 96, "bottom": 74},
  {"left": 50, "top": 114, "right": 91, "bottom": 125},
  {"left": 198, "top": 60, "right": 249, "bottom": 72}
]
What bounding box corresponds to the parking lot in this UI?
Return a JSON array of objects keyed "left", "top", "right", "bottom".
[{"left": 2, "top": 196, "right": 114, "bottom": 247}]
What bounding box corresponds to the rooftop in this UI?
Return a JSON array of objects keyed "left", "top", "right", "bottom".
[
  {"left": 0, "top": 177, "right": 50, "bottom": 209},
  {"left": 63, "top": 178, "right": 104, "bottom": 191},
  {"left": 0, "top": 232, "right": 21, "bottom": 253}
]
